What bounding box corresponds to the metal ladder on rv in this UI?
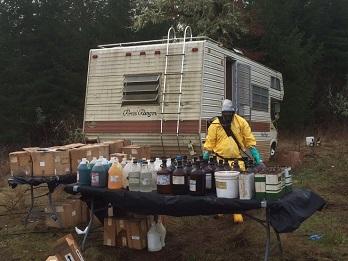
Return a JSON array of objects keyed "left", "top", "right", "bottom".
[{"left": 160, "top": 26, "right": 192, "bottom": 155}]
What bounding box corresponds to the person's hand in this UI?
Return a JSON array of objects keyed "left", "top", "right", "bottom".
[
  {"left": 250, "top": 147, "right": 261, "bottom": 165},
  {"left": 203, "top": 151, "right": 210, "bottom": 161}
]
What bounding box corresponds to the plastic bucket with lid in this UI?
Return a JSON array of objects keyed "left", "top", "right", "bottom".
[{"left": 214, "top": 171, "right": 240, "bottom": 198}]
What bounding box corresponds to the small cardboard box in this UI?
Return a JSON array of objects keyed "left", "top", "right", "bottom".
[
  {"left": 104, "top": 218, "right": 117, "bottom": 246},
  {"left": 70, "top": 144, "right": 109, "bottom": 173},
  {"left": 126, "top": 218, "right": 148, "bottom": 250},
  {"left": 53, "top": 234, "right": 84, "bottom": 261},
  {"left": 31, "top": 149, "right": 70, "bottom": 176},
  {"left": 103, "top": 140, "right": 125, "bottom": 154},
  {"left": 9, "top": 151, "right": 32, "bottom": 176},
  {"left": 122, "top": 145, "right": 151, "bottom": 160}
]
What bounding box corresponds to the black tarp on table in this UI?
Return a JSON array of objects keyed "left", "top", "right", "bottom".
[
  {"left": 8, "top": 175, "right": 76, "bottom": 192},
  {"left": 64, "top": 185, "right": 326, "bottom": 233}
]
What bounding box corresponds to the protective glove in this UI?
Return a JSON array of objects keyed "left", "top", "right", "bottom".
[
  {"left": 250, "top": 147, "right": 261, "bottom": 165},
  {"left": 202, "top": 151, "right": 210, "bottom": 161}
]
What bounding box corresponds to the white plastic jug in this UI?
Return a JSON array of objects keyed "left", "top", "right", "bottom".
[
  {"left": 214, "top": 171, "right": 240, "bottom": 198},
  {"left": 122, "top": 161, "right": 132, "bottom": 189},
  {"left": 147, "top": 223, "right": 162, "bottom": 252},
  {"left": 156, "top": 220, "right": 166, "bottom": 247}
]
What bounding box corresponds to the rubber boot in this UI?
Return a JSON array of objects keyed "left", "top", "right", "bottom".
[{"left": 233, "top": 214, "right": 244, "bottom": 223}]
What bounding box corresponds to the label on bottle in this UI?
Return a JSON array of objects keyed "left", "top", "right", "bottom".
[
  {"left": 141, "top": 177, "right": 150, "bottom": 185},
  {"left": 216, "top": 181, "right": 227, "bottom": 189},
  {"left": 76, "top": 171, "right": 79, "bottom": 182},
  {"left": 110, "top": 176, "right": 119, "bottom": 183},
  {"left": 157, "top": 175, "right": 170, "bottom": 185},
  {"left": 129, "top": 177, "right": 139, "bottom": 184},
  {"left": 131, "top": 235, "right": 140, "bottom": 240},
  {"left": 91, "top": 172, "right": 99, "bottom": 186},
  {"left": 173, "top": 176, "right": 185, "bottom": 185},
  {"left": 189, "top": 179, "right": 196, "bottom": 191},
  {"left": 206, "top": 173, "right": 212, "bottom": 189}
]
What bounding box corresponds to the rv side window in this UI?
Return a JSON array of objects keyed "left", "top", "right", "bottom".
[
  {"left": 122, "top": 74, "right": 160, "bottom": 105},
  {"left": 252, "top": 85, "right": 269, "bottom": 112},
  {"left": 271, "top": 76, "right": 281, "bottom": 91}
]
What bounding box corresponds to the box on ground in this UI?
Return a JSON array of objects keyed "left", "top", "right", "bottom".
[
  {"left": 9, "top": 151, "right": 32, "bottom": 176},
  {"left": 30, "top": 148, "right": 70, "bottom": 176},
  {"left": 126, "top": 218, "right": 148, "bottom": 250},
  {"left": 121, "top": 145, "right": 151, "bottom": 159},
  {"left": 52, "top": 234, "right": 84, "bottom": 261},
  {"left": 70, "top": 144, "right": 109, "bottom": 173},
  {"left": 104, "top": 218, "right": 128, "bottom": 247},
  {"left": 45, "top": 199, "right": 82, "bottom": 228}
]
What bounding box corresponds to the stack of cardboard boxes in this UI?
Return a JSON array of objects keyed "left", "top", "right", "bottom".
[{"left": 7, "top": 139, "right": 146, "bottom": 176}]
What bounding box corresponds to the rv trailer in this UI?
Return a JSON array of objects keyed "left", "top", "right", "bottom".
[{"left": 83, "top": 27, "right": 284, "bottom": 159}]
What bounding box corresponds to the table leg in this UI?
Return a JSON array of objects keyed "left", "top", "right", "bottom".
[
  {"left": 264, "top": 208, "right": 271, "bottom": 261},
  {"left": 273, "top": 227, "right": 284, "bottom": 260},
  {"left": 81, "top": 198, "right": 94, "bottom": 251},
  {"left": 47, "top": 190, "right": 63, "bottom": 228},
  {"left": 24, "top": 185, "right": 34, "bottom": 226}
]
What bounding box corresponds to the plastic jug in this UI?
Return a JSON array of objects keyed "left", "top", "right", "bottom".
[
  {"left": 120, "top": 157, "right": 127, "bottom": 168},
  {"left": 122, "top": 160, "right": 132, "bottom": 189},
  {"left": 89, "top": 157, "right": 97, "bottom": 170},
  {"left": 108, "top": 159, "right": 123, "bottom": 190},
  {"left": 147, "top": 223, "right": 162, "bottom": 252},
  {"left": 91, "top": 159, "right": 107, "bottom": 187},
  {"left": 156, "top": 220, "right": 166, "bottom": 247},
  {"left": 77, "top": 158, "right": 91, "bottom": 186},
  {"left": 140, "top": 161, "right": 153, "bottom": 192},
  {"left": 100, "top": 156, "right": 110, "bottom": 173}
]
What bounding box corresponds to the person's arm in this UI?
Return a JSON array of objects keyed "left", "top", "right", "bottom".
[{"left": 203, "top": 123, "right": 217, "bottom": 154}]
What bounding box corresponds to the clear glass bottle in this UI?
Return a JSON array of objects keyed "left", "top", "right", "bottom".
[
  {"left": 128, "top": 159, "right": 140, "bottom": 191},
  {"left": 148, "top": 158, "right": 157, "bottom": 191},
  {"left": 140, "top": 161, "right": 152, "bottom": 192}
]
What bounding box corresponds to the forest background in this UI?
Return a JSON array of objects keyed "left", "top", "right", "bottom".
[{"left": 0, "top": 0, "right": 347, "bottom": 146}]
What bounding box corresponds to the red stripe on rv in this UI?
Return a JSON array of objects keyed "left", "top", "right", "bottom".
[{"left": 84, "top": 120, "right": 200, "bottom": 134}]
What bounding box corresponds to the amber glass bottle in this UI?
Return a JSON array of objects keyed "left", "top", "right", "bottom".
[{"left": 157, "top": 159, "right": 171, "bottom": 194}]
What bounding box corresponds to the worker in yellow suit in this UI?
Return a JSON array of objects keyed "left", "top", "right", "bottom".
[{"left": 203, "top": 99, "right": 262, "bottom": 223}]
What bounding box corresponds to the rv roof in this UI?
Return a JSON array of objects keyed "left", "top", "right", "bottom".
[{"left": 97, "top": 36, "right": 219, "bottom": 48}]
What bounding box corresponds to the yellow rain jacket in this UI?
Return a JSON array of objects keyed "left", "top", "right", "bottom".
[{"left": 203, "top": 114, "right": 256, "bottom": 169}]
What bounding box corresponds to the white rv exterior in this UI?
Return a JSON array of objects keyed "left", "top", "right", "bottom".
[{"left": 83, "top": 37, "right": 284, "bottom": 159}]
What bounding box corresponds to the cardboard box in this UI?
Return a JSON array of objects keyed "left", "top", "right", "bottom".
[
  {"left": 103, "top": 140, "right": 125, "bottom": 154},
  {"left": 53, "top": 234, "right": 84, "bottom": 261},
  {"left": 70, "top": 144, "right": 109, "bottom": 173},
  {"left": 110, "top": 153, "right": 128, "bottom": 162},
  {"left": 121, "top": 145, "right": 152, "bottom": 160},
  {"left": 9, "top": 151, "right": 32, "bottom": 176},
  {"left": 104, "top": 218, "right": 117, "bottom": 246},
  {"left": 45, "top": 200, "right": 83, "bottom": 228},
  {"left": 126, "top": 218, "right": 148, "bottom": 250},
  {"left": 31, "top": 149, "right": 70, "bottom": 176}
]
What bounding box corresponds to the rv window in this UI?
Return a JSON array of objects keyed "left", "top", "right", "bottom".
[
  {"left": 122, "top": 74, "right": 160, "bottom": 105},
  {"left": 271, "top": 76, "right": 281, "bottom": 90},
  {"left": 252, "top": 85, "right": 269, "bottom": 112}
]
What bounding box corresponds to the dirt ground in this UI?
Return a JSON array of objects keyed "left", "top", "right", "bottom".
[{"left": 0, "top": 138, "right": 347, "bottom": 261}]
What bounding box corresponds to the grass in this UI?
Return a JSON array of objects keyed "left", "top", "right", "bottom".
[{"left": 0, "top": 138, "right": 347, "bottom": 260}]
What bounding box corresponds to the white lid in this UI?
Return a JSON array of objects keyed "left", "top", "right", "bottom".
[{"left": 215, "top": 171, "right": 240, "bottom": 177}]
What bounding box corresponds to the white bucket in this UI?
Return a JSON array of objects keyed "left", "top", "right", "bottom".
[
  {"left": 239, "top": 173, "right": 255, "bottom": 200},
  {"left": 214, "top": 171, "right": 240, "bottom": 199}
]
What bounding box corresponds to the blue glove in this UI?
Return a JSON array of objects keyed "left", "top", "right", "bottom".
[
  {"left": 250, "top": 147, "right": 261, "bottom": 165},
  {"left": 203, "top": 151, "right": 210, "bottom": 161}
]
